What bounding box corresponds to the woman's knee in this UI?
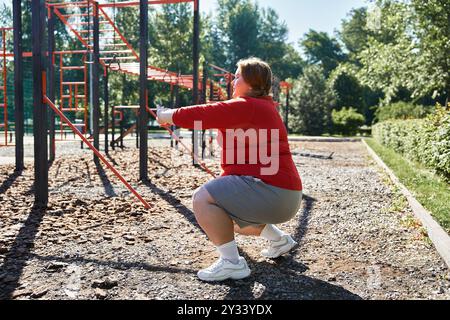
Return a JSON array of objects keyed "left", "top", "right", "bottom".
[{"left": 192, "top": 186, "right": 214, "bottom": 212}]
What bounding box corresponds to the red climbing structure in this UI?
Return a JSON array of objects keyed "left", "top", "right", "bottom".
[
  {"left": 57, "top": 51, "right": 89, "bottom": 139},
  {"left": 0, "top": 27, "right": 13, "bottom": 147}
]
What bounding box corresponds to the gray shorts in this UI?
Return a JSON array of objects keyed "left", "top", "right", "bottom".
[{"left": 203, "top": 175, "right": 302, "bottom": 228}]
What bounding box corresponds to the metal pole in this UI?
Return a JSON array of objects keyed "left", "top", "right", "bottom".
[
  {"left": 174, "top": 83, "right": 180, "bottom": 148},
  {"left": 285, "top": 89, "right": 290, "bottom": 134},
  {"left": 209, "top": 79, "right": 214, "bottom": 101},
  {"left": 32, "top": 0, "right": 48, "bottom": 207},
  {"left": 111, "top": 105, "right": 115, "bottom": 150},
  {"left": 48, "top": 8, "right": 56, "bottom": 162},
  {"left": 104, "top": 67, "right": 109, "bottom": 154},
  {"left": 139, "top": 0, "right": 149, "bottom": 181},
  {"left": 13, "top": 0, "right": 24, "bottom": 171},
  {"left": 227, "top": 73, "right": 232, "bottom": 99},
  {"left": 89, "top": 2, "right": 94, "bottom": 136},
  {"left": 120, "top": 116, "right": 124, "bottom": 148},
  {"left": 192, "top": 0, "right": 200, "bottom": 165},
  {"left": 201, "top": 62, "right": 207, "bottom": 159},
  {"left": 135, "top": 111, "right": 139, "bottom": 149},
  {"left": 209, "top": 77, "right": 214, "bottom": 157},
  {"left": 169, "top": 84, "right": 175, "bottom": 148},
  {"left": 93, "top": 2, "right": 100, "bottom": 164}
]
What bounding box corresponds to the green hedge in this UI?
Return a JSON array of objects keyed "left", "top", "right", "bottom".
[
  {"left": 374, "top": 101, "right": 433, "bottom": 122},
  {"left": 372, "top": 105, "right": 450, "bottom": 180}
]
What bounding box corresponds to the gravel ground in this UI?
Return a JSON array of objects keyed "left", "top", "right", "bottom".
[{"left": 0, "top": 139, "right": 449, "bottom": 300}]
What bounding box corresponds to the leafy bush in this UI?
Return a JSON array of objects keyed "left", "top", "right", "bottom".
[
  {"left": 375, "top": 102, "right": 434, "bottom": 122},
  {"left": 372, "top": 104, "right": 450, "bottom": 179},
  {"left": 332, "top": 107, "right": 366, "bottom": 136}
]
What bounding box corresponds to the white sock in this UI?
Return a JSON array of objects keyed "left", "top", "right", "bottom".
[
  {"left": 260, "top": 224, "right": 285, "bottom": 242},
  {"left": 217, "top": 240, "right": 240, "bottom": 264}
]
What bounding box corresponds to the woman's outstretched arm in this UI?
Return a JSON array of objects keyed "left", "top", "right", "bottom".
[{"left": 157, "top": 98, "right": 255, "bottom": 130}]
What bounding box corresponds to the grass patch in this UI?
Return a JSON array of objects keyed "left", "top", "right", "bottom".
[{"left": 365, "top": 138, "right": 450, "bottom": 234}]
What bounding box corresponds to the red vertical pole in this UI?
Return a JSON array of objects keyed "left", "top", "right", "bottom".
[
  {"left": 83, "top": 54, "right": 88, "bottom": 134},
  {"left": 59, "top": 52, "right": 63, "bottom": 139},
  {"left": 3, "top": 30, "right": 7, "bottom": 146}
]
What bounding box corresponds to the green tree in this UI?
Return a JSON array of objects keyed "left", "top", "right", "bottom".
[
  {"left": 412, "top": 0, "right": 450, "bottom": 105},
  {"left": 339, "top": 7, "right": 371, "bottom": 57},
  {"left": 215, "top": 0, "right": 303, "bottom": 80},
  {"left": 290, "top": 65, "right": 336, "bottom": 135},
  {"left": 300, "top": 30, "right": 346, "bottom": 77},
  {"left": 257, "top": 7, "right": 303, "bottom": 79},
  {"left": 351, "top": 0, "right": 449, "bottom": 104}
]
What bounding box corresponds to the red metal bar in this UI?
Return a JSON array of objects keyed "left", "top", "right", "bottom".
[
  {"left": 71, "top": 21, "right": 109, "bottom": 26},
  {"left": 79, "top": 29, "right": 115, "bottom": 34},
  {"left": 59, "top": 52, "right": 63, "bottom": 139},
  {"left": 61, "top": 13, "right": 89, "bottom": 16},
  {"left": 99, "top": 50, "right": 133, "bottom": 54},
  {"left": 69, "top": 83, "right": 73, "bottom": 110},
  {"left": 114, "top": 105, "right": 140, "bottom": 109},
  {"left": 102, "top": 43, "right": 128, "bottom": 47},
  {"left": 75, "top": 84, "right": 79, "bottom": 111},
  {"left": 43, "top": 93, "right": 151, "bottom": 209},
  {"left": 99, "top": 0, "right": 194, "bottom": 8},
  {"left": 62, "top": 81, "right": 85, "bottom": 85},
  {"left": 210, "top": 63, "right": 234, "bottom": 77},
  {"left": 46, "top": 2, "right": 89, "bottom": 9},
  {"left": 83, "top": 54, "right": 88, "bottom": 133},
  {"left": 2, "top": 30, "right": 7, "bottom": 146},
  {"left": 61, "top": 66, "right": 85, "bottom": 70},
  {"left": 100, "top": 56, "right": 136, "bottom": 61}
]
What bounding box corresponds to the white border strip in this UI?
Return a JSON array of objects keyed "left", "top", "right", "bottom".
[{"left": 362, "top": 139, "right": 450, "bottom": 269}]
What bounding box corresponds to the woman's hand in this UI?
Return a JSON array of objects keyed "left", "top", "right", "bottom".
[{"left": 156, "top": 105, "right": 175, "bottom": 126}]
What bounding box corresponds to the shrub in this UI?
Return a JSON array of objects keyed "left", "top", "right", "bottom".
[
  {"left": 375, "top": 101, "right": 434, "bottom": 122},
  {"left": 372, "top": 104, "right": 450, "bottom": 179},
  {"left": 332, "top": 107, "right": 366, "bottom": 136}
]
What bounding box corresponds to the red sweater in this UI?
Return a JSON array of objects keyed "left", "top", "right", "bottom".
[{"left": 172, "top": 96, "right": 302, "bottom": 191}]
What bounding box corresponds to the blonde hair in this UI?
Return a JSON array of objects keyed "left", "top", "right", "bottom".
[{"left": 236, "top": 57, "right": 272, "bottom": 97}]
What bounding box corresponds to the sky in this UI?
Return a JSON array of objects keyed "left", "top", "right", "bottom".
[
  {"left": 1, "top": 0, "right": 369, "bottom": 48},
  {"left": 202, "top": 0, "right": 369, "bottom": 48}
]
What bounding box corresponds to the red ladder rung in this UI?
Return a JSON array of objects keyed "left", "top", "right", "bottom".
[
  {"left": 71, "top": 21, "right": 110, "bottom": 26},
  {"left": 100, "top": 50, "right": 132, "bottom": 54},
  {"left": 79, "top": 29, "right": 115, "bottom": 34},
  {"left": 102, "top": 43, "right": 128, "bottom": 47},
  {"left": 61, "top": 95, "right": 86, "bottom": 99},
  {"left": 100, "top": 56, "right": 136, "bottom": 61},
  {"left": 61, "top": 109, "right": 82, "bottom": 112},
  {"left": 61, "top": 122, "right": 85, "bottom": 126},
  {"left": 62, "top": 81, "right": 85, "bottom": 85},
  {"left": 61, "top": 14, "right": 89, "bottom": 18},
  {"left": 61, "top": 66, "right": 85, "bottom": 70}
]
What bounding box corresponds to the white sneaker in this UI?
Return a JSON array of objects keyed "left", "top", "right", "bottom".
[
  {"left": 197, "top": 257, "right": 251, "bottom": 282},
  {"left": 261, "top": 234, "right": 298, "bottom": 259}
]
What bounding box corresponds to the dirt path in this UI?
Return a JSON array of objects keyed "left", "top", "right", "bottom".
[{"left": 0, "top": 141, "right": 449, "bottom": 300}]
